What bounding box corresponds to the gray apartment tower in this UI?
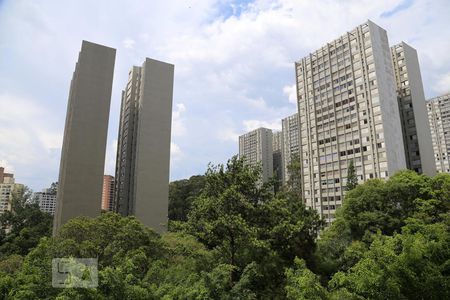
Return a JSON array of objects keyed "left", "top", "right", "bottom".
[
  {"left": 295, "top": 21, "right": 406, "bottom": 224},
  {"left": 114, "top": 58, "right": 174, "bottom": 233},
  {"left": 272, "top": 131, "right": 284, "bottom": 187},
  {"left": 53, "top": 41, "right": 116, "bottom": 235},
  {"left": 391, "top": 42, "right": 436, "bottom": 176},
  {"left": 282, "top": 113, "right": 300, "bottom": 185},
  {"left": 239, "top": 128, "right": 273, "bottom": 183},
  {"left": 427, "top": 93, "right": 450, "bottom": 173}
]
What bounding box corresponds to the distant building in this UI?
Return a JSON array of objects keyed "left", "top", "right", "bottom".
[
  {"left": 0, "top": 167, "right": 23, "bottom": 215},
  {"left": 427, "top": 93, "right": 450, "bottom": 173},
  {"left": 53, "top": 41, "right": 116, "bottom": 235},
  {"left": 114, "top": 58, "right": 174, "bottom": 233},
  {"left": 391, "top": 42, "right": 436, "bottom": 175},
  {"left": 272, "top": 131, "right": 284, "bottom": 188},
  {"left": 102, "top": 175, "right": 114, "bottom": 211},
  {"left": 282, "top": 113, "right": 300, "bottom": 185},
  {"left": 35, "top": 187, "right": 57, "bottom": 215},
  {"left": 239, "top": 128, "right": 273, "bottom": 183},
  {"left": 295, "top": 21, "right": 406, "bottom": 225}
]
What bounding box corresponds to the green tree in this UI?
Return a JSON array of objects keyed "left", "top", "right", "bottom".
[
  {"left": 0, "top": 186, "right": 52, "bottom": 258},
  {"left": 285, "top": 152, "right": 302, "bottom": 197},
  {"left": 185, "top": 155, "right": 321, "bottom": 296},
  {"left": 168, "top": 175, "right": 206, "bottom": 222},
  {"left": 285, "top": 258, "right": 328, "bottom": 300},
  {"left": 329, "top": 221, "right": 450, "bottom": 299},
  {"left": 346, "top": 160, "right": 358, "bottom": 191}
]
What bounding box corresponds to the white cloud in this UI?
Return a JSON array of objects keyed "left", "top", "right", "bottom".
[
  {"left": 0, "top": 160, "right": 14, "bottom": 173},
  {"left": 104, "top": 139, "right": 117, "bottom": 176},
  {"left": 170, "top": 142, "right": 183, "bottom": 161},
  {"left": 123, "top": 38, "right": 136, "bottom": 49},
  {"left": 243, "top": 119, "right": 281, "bottom": 132},
  {"left": 172, "top": 103, "right": 187, "bottom": 137},
  {"left": 434, "top": 73, "right": 450, "bottom": 95},
  {"left": 1, "top": 0, "right": 449, "bottom": 186},
  {"left": 217, "top": 128, "right": 240, "bottom": 143},
  {"left": 283, "top": 84, "right": 297, "bottom": 104}
]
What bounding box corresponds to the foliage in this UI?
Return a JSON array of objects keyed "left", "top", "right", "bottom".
[
  {"left": 184, "top": 156, "right": 321, "bottom": 296},
  {"left": 0, "top": 164, "right": 449, "bottom": 299},
  {"left": 168, "top": 175, "right": 206, "bottom": 222},
  {"left": 285, "top": 152, "right": 302, "bottom": 196},
  {"left": 346, "top": 159, "right": 358, "bottom": 191},
  {"left": 0, "top": 186, "right": 52, "bottom": 259},
  {"left": 285, "top": 258, "right": 328, "bottom": 300}
]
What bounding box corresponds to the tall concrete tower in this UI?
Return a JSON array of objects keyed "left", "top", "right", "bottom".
[
  {"left": 114, "top": 58, "right": 174, "bottom": 233},
  {"left": 391, "top": 42, "right": 436, "bottom": 176},
  {"left": 53, "top": 41, "right": 116, "bottom": 235},
  {"left": 427, "top": 93, "right": 450, "bottom": 173},
  {"left": 239, "top": 128, "right": 274, "bottom": 183},
  {"left": 295, "top": 21, "right": 406, "bottom": 225}
]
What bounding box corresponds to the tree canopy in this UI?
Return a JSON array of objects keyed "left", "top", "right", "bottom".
[{"left": 0, "top": 164, "right": 449, "bottom": 299}]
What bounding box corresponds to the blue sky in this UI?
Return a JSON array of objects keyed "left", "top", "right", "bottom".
[{"left": 0, "top": 0, "right": 449, "bottom": 191}]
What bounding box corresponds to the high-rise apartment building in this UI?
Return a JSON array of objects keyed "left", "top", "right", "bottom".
[
  {"left": 272, "top": 131, "right": 284, "bottom": 186},
  {"left": 102, "top": 175, "right": 114, "bottom": 211},
  {"left": 53, "top": 41, "right": 116, "bottom": 235},
  {"left": 239, "top": 128, "right": 273, "bottom": 183},
  {"left": 295, "top": 21, "right": 406, "bottom": 224},
  {"left": 391, "top": 42, "right": 436, "bottom": 175},
  {"left": 0, "top": 168, "right": 23, "bottom": 215},
  {"left": 427, "top": 93, "right": 450, "bottom": 173},
  {"left": 35, "top": 188, "right": 57, "bottom": 215},
  {"left": 282, "top": 113, "right": 300, "bottom": 185},
  {"left": 114, "top": 58, "right": 174, "bottom": 233}
]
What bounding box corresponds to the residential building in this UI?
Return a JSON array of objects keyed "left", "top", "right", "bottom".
[
  {"left": 102, "top": 175, "right": 114, "bottom": 211},
  {"left": 239, "top": 127, "right": 273, "bottom": 183},
  {"left": 0, "top": 168, "right": 23, "bottom": 215},
  {"left": 282, "top": 113, "right": 300, "bottom": 185},
  {"left": 272, "top": 131, "right": 284, "bottom": 188},
  {"left": 295, "top": 21, "right": 406, "bottom": 225},
  {"left": 53, "top": 41, "right": 116, "bottom": 235},
  {"left": 114, "top": 58, "right": 174, "bottom": 233},
  {"left": 391, "top": 42, "right": 436, "bottom": 175},
  {"left": 427, "top": 93, "right": 450, "bottom": 173},
  {"left": 35, "top": 187, "right": 57, "bottom": 215}
]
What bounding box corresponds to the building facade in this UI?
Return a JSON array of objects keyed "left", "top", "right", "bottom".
[
  {"left": 295, "top": 21, "right": 406, "bottom": 225},
  {"left": 35, "top": 188, "right": 57, "bottom": 215},
  {"left": 0, "top": 168, "right": 22, "bottom": 215},
  {"left": 53, "top": 41, "right": 116, "bottom": 235},
  {"left": 102, "top": 175, "right": 114, "bottom": 211},
  {"left": 427, "top": 93, "right": 450, "bottom": 173},
  {"left": 114, "top": 58, "right": 174, "bottom": 233},
  {"left": 391, "top": 42, "right": 436, "bottom": 175},
  {"left": 272, "top": 131, "right": 284, "bottom": 187},
  {"left": 282, "top": 113, "right": 300, "bottom": 185},
  {"left": 239, "top": 127, "right": 273, "bottom": 183}
]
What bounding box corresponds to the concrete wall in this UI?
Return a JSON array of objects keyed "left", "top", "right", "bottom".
[
  {"left": 133, "top": 58, "right": 174, "bottom": 233},
  {"left": 369, "top": 21, "right": 406, "bottom": 174},
  {"left": 402, "top": 43, "right": 437, "bottom": 176},
  {"left": 53, "top": 41, "right": 116, "bottom": 235}
]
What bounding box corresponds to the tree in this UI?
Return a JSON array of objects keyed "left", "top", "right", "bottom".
[
  {"left": 341, "top": 171, "right": 434, "bottom": 240},
  {"left": 329, "top": 222, "right": 450, "bottom": 299},
  {"left": 0, "top": 186, "right": 52, "bottom": 258},
  {"left": 48, "top": 182, "right": 58, "bottom": 195},
  {"left": 285, "top": 258, "right": 328, "bottom": 300},
  {"left": 185, "top": 155, "right": 321, "bottom": 296},
  {"left": 168, "top": 175, "right": 206, "bottom": 222},
  {"left": 285, "top": 152, "right": 302, "bottom": 197},
  {"left": 346, "top": 160, "right": 358, "bottom": 191}
]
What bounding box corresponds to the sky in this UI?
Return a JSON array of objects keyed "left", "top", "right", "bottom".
[{"left": 0, "top": 0, "right": 449, "bottom": 191}]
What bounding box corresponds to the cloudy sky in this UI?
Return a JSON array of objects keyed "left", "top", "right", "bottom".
[{"left": 0, "top": 0, "right": 449, "bottom": 191}]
